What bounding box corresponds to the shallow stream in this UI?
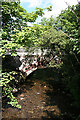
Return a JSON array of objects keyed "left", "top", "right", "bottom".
[{"left": 2, "top": 68, "right": 79, "bottom": 119}]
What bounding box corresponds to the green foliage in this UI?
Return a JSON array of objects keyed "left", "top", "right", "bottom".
[
  {"left": 1, "top": 1, "right": 46, "bottom": 57},
  {"left": 1, "top": 1, "right": 46, "bottom": 108},
  {"left": 1, "top": 71, "right": 21, "bottom": 109},
  {"left": 1, "top": 1, "right": 80, "bottom": 109},
  {"left": 38, "top": 3, "right": 80, "bottom": 108},
  {"left": 45, "top": 5, "right": 52, "bottom": 11},
  {"left": 7, "top": 92, "right": 21, "bottom": 109},
  {"left": 35, "top": 7, "right": 44, "bottom": 17},
  {"left": 40, "top": 16, "right": 55, "bottom": 26},
  {"left": 54, "top": 3, "right": 80, "bottom": 107},
  {"left": 55, "top": 3, "right": 80, "bottom": 54},
  {"left": 1, "top": 71, "right": 17, "bottom": 86},
  {"left": 60, "top": 53, "right": 80, "bottom": 107},
  {"left": 1, "top": 2, "right": 53, "bottom": 108},
  {"left": 14, "top": 24, "right": 49, "bottom": 48}
]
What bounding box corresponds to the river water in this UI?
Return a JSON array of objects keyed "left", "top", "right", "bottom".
[{"left": 2, "top": 67, "right": 79, "bottom": 119}]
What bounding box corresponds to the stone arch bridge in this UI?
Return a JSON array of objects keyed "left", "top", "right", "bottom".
[{"left": 2, "top": 48, "right": 54, "bottom": 76}]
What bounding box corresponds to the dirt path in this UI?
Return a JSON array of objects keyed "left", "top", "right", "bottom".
[{"left": 2, "top": 68, "right": 79, "bottom": 119}]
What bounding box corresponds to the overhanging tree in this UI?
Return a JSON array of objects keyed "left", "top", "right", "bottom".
[
  {"left": 1, "top": 1, "right": 52, "bottom": 108},
  {"left": 55, "top": 3, "right": 80, "bottom": 107}
]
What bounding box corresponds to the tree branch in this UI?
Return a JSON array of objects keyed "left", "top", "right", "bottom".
[{"left": 64, "top": 1, "right": 79, "bottom": 21}]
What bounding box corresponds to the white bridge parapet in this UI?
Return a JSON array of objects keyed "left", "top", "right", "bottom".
[
  {"left": 26, "top": 67, "right": 37, "bottom": 76},
  {"left": 17, "top": 48, "right": 52, "bottom": 72}
]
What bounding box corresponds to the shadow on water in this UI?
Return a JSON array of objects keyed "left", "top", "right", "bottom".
[
  {"left": 46, "top": 71, "right": 80, "bottom": 119},
  {"left": 2, "top": 67, "right": 80, "bottom": 119},
  {"left": 31, "top": 67, "right": 80, "bottom": 119}
]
